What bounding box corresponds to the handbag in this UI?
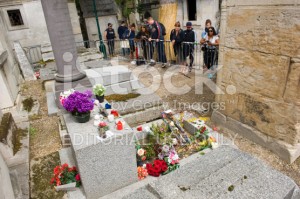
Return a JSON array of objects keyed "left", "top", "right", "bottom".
[{"left": 121, "top": 40, "right": 130, "bottom": 48}]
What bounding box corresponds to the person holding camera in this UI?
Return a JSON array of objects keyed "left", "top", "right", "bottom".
[
  {"left": 200, "top": 26, "right": 219, "bottom": 70},
  {"left": 135, "top": 25, "right": 150, "bottom": 60},
  {"left": 170, "top": 21, "right": 184, "bottom": 64}
]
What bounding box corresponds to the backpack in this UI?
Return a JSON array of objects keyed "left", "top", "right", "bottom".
[
  {"left": 159, "top": 22, "right": 166, "bottom": 36},
  {"left": 155, "top": 21, "right": 166, "bottom": 37}
]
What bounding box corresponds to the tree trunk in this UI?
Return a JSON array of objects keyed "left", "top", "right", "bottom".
[{"left": 158, "top": 0, "right": 178, "bottom": 62}]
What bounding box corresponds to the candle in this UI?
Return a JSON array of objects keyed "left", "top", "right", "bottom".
[
  {"left": 108, "top": 114, "right": 114, "bottom": 122},
  {"left": 94, "top": 120, "right": 100, "bottom": 126},
  {"left": 94, "top": 114, "right": 101, "bottom": 120}
]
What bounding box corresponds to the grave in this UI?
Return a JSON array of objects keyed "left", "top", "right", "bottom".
[{"left": 63, "top": 105, "right": 138, "bottom": 199}]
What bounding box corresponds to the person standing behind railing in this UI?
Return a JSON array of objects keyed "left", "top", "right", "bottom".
[
  {"left": 104, "top": 23, "right": 116, "bottom": 57},
  {"left": 182, "top": 22, "right": 196, "bottom": 73},
  {"left": 123, "top": 23, "right": 136, "bottom": 60},
  {"left": 201, "top": 19, "right": 212, "bottom": 40},
  {"left": 170, "top": 21, "right": 184, "bottom": 65},
  {"left": 118, "top": 21, "right": 129, "bottom": 56},
  {"left": 135, "top": 25, "right": 150, "bottom": 60},
  {"left": 200, "top": 27, "right": 219, "bottom": 70},
  {"left": 146, "top": 16, "right": 167, "bottom": 68}
]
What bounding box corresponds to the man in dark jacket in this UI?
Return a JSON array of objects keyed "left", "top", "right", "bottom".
[
  {"left": 147, "top": 16, "right": 167, "bottom": 67},
  {"left": 104, "top": 23, "right": 116, "bottom": 57},
  {"left": 118, "top": 21, "right": 129, "bottom": 56},
  {"left": 183, "top": 22, "right": 196, "bottom": 73}
]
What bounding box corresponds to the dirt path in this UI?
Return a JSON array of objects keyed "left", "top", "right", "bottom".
[{"left": 20, "top": 80, "right": 63, "bottom": 198}]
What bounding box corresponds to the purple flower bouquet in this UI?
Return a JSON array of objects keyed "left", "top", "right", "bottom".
[{"left": 63, "top": 90, "right": 94, "bottom": 117}]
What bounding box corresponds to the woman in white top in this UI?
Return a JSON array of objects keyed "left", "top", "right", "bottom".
[{"left": 200, "top": 27, "right": 219, "bottom": 70}]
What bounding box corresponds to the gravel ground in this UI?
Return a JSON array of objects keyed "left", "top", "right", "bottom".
[
  {"left": 20, "top": 80, "right": 63, "bottom": 199},
  {"left": 21, "top": 80, "right": 62, "bottom": 159}
]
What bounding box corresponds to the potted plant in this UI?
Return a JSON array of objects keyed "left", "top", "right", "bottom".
[
  {"left": 50, "top": 163, "right": 81, "bottom": 191},
  {"left": 98, "top": 121, "right": 109, "bottom": 138},
  {"left": 63, "top": 90, "right": 94, "bottom": 123},
  {"left": 93, "top": 84, "right": 106, "bottom": 103}
]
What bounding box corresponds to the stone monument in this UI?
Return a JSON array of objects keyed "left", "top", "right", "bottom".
[{"left": 41, "top": 0, "right": 92, "bottom": 105}]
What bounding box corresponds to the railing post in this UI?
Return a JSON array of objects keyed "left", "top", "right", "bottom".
[{"left": 92, "top": 0, "right": 107, "bottom": 59}]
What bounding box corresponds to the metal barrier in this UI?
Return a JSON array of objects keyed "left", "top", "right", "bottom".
[{"left": 76, "top": 39, "right": 219, "bottom": 69}]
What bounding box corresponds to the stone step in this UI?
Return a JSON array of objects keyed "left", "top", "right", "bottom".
[
  {"left": 100, "top": 146, "right": 300, "bottom": 199},
  {"left": 59, "top": 147, "right": 86, "bottom": 199},
  {"left": 110, "top": 87, "right": 163, "bottom": 115},
  {"left": 85, "top": 66, "right": 133, "bottom": 86},
  {"left": 122, "top": 106, "right": 164, "bottom": 128},
  {"left": 83, "top": 60, "right": 112, "bottom": 69},
  {"left": 46, "top": 92, "right": 59, "bottom": 116},
  {"left": 59, "top": 147, "right": 76, "bottom": 166}
]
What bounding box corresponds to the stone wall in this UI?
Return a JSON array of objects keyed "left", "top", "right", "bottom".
[
  {"left": 213, "top": 0, "right": 300, "bottom": 163},
  {"left": 0, "top": 152, "right": 15, "bottom": 199},
  {"left": 0, "top": 10, "right": 22, "bottom": 109},
  {"left": 0, "top": 0, "right": 82, "bottom": 47},
  {"left": 0, "top": 112, "right": 17, "bottom": 160}
]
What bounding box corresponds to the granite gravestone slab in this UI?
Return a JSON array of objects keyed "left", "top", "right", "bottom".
[{"left": 63, "top": 107, "right": 138, "bottom": 199}]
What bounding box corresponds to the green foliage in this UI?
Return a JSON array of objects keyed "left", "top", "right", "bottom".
[
  {"left": 148, "top": 123, "right": 173, "bottom": 146},
  {"left": 30, "top": 127, "right": 37, "bottom": 136},
  {"left": 93, "top": 84, "right": 106, "bottom": 96},
  {"left": 162, "top": 159, "right": 180, "bottom": 175},
  {"left": 22, "top": 97, "right": 34, "bottom": 112},
  {"left": 143, "top": 144, "right": 156, "bottom": 159}
]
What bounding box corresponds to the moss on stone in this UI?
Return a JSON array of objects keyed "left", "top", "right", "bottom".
[
  {"left": 105, "top": 93, "right": 140, "bottom": 102},
  {"left": 22, "top": 97, "right": 34, "bottom": 112},
  {"left": 228, "top": 185, "right": 234, "bottom": 192},
  {"left": 31, "top": 152, "right": 65, "bottom": 199},
  {"left": 0, "top": 113, "right": 11, "bottom": 142},
  {"left": 12, "top": 128, "right": 27, "bottom": 155}
]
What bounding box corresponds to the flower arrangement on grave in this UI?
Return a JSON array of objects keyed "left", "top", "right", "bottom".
[
  {"left": 59, "top": 89, "right": 75, "bottom": 105},
  {"left": 98, "top": 121, "right": 109, "bottom": 138},
  {"left": 194, "top": 126, "right": 218, "bottom": 151},
  {"left": 50, "top": 163, "right": 81, "bottom": 188},
  {"left": 146, "top": 159, "right": 168, "bottom": 177},
  {"left": 135, "top": 143, "right": 148, "bottom": 166},
  {"left": 63, "top": 90, "right": 94, "bottom": 123},
  {"left": 157, "top": 144, "right": 180, "bottom": 174},
  {"left": 137, "top": 166, "right": 148, "bottom": 180},
  {"left": 93, "top": 84, "right": 106, "bottom": 103}
]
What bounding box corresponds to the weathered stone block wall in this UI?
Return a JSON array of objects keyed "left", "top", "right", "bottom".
[
  {"left": 214, "top": 0, "right": 300, "bottom": 162},
  {"left": 0, "top": 113, "right": 17, "bottom": 160}
]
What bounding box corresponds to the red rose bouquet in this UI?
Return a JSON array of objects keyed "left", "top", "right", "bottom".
[{"left": 146, "top": 159, "right": 168, "bottom": 177}]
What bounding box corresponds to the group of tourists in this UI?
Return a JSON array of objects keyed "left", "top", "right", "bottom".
[{"left": 104, "top": 17, "right": 219, "bottom": 73}]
